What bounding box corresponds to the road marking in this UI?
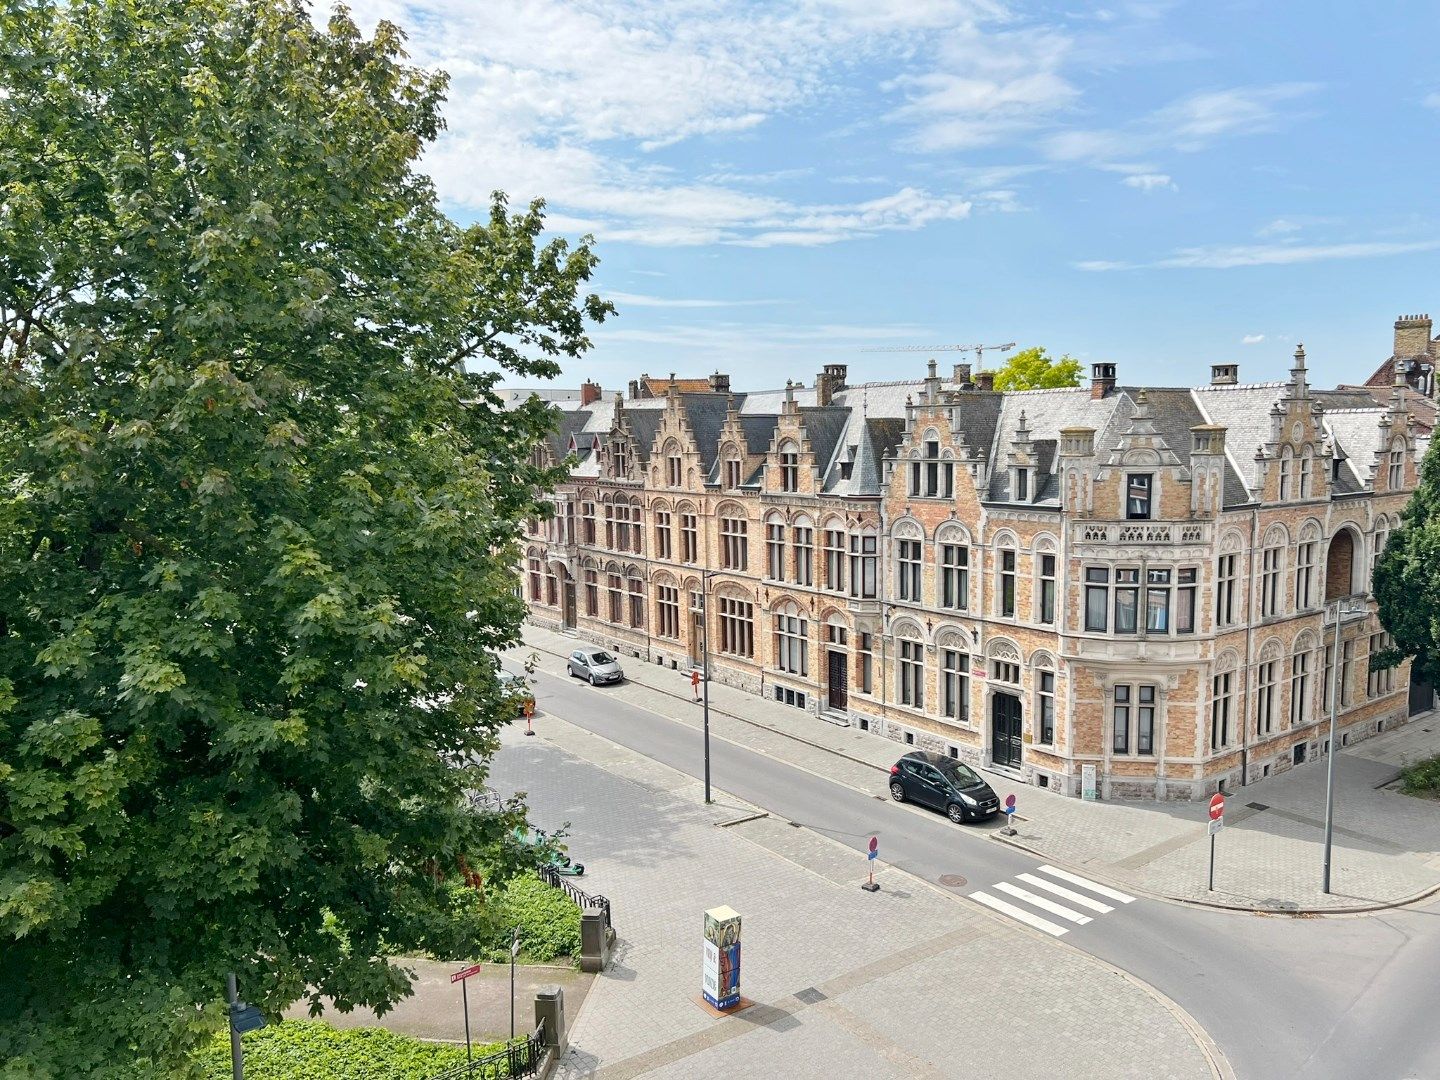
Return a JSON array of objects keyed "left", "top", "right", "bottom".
[
  {"left": 1015, "top": 873, "right": 1114, "bottom": 913},
  {"left": 993, "top": 881, "right": 1093, "bottom": 924},
  {"left": 1035, "top": 865, "right": 1136, "bottom": 904},
  {"left": 970, "top": 890, "right": 1069, "bottom": 937}
]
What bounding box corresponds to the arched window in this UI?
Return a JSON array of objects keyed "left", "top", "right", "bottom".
[
  {"left": 1371, "top": 515, "right": 1392, "bottom": 587},
  {"left": 778, "top": 440, "right": 800, "bottom": 492},
  {"left": 716, "top": 587, "right": 755, "bottom": 658},
  {"left": 1211, "top": 651, "right": 1238, "bottom": 751},
  {"left": 1279, "top": 446, "right": 1294, "bottom": 501},
  {"left": 1290, "top": 630, "right": 1315, "bottom": 727},
  {"left": 1260, "top": 525, "right": 1287, "bottom": 617},
  {"left": 1256, "top": 639, "right": 1282, "bottom": 736},
  {"left": 849, "top": 527, "right": 877, "bottom": 599},
  {"left": 1299, "top": 447, "right": 1313, "bottom": 498},
  {"left": 936, "top": 523, "right": 970, "bottom": 612},
  {"left": 721, "top": 508, "right": 748, "bottom": 570},
  {"left": 627, "top": 571, "right": 645, "bottom": 628},
  {"left": 894, "top": 520, "right": 923, "bottom": 603},
  {"left": 822, "top": 517, "right": 847, "bottom": 592},
  {"left": 895, "top": 621, "right": 925, "bottom": 709},
  {"left": 1325, "top": 529, "right": 1356, "bottom": 603},
  {"left": 793, "top": 514, "right": 814, "bottom": 587},
  {"left": 765, "top": 511, "right": 787, "bottom": 580},
  {"left": 910, "top": 429, "right": 954, "bottom": 499},
  {"left": 1295, "top": 521, "right": 1321, "bottom": 610},
  {"left": 1388, "top": 437, "right": 1405, "bottom": 489},
  {"left": 721, "top": 444, "right": 742, "bottom": 490},
  {"left": 664, "top": 440, "right": 683, "bottom": 488},
  {"left": 1032, "top": 652, "right": 1056, "bottom": 744},
  {"left": 772, "top": 601, "right": 808, "bottom": 676}
]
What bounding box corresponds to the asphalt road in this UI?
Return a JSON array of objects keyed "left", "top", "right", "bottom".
[{"left": 528, "top": 668, "right": 1440, "bottom": 1080}]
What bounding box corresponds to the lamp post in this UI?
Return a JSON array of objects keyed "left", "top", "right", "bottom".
[
  {"left": 699, "top": 570, "right": 717, "bottom": 804},
  {"left": 1322, "top": 596, "right": 1368, "bottom": 894}
]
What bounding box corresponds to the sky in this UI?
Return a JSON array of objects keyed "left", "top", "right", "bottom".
[{"left": 341, "top": 0, "right": 1440, "bottom": 393}]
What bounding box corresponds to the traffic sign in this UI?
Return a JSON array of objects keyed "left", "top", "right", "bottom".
[
  {"left": 1004, "top": 794, "right": 1017, "bottom": 816},
  {"left": 1209, "top": 793, "right": 1225, "bottom": 821},
  {"left": 867, "top": 835, "right": 878, "bottom": 861},
  {"left": 451, "top": 964, "right": 482, "bottom": 984}
]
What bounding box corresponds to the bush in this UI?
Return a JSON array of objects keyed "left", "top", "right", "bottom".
[
  {"left": 428, "top": 873, "right": 582, "bottom": 965},
  {"left": 194, "top": 1021, "right": 506, "bottom": 1079},
  {"left": 1400, "top": 755, "right": 1440, "bottom": 796}
]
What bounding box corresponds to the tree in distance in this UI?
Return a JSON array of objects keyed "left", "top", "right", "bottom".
[
  {"left": 990, "top": 347, "right": 1083, "bottom": 391},
  {"left": 0, "top": 1, "right": 612, "bottom": 1074},
  {"left": 1373, "top": 439, "right": 1439, "bottom": 685}
]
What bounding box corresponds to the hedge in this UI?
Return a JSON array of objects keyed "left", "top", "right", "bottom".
[{"left": 196, "top": 1020, "right": 505, "bottom": 1079}]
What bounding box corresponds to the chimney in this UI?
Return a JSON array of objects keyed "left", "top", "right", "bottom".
[
  {"left": 953, "top": 362, "right": 972, "bottom": 386},
  {"left": 1059, "top": 427, "right": 1096, "bottom": 458},
  {"left": 628, "top": 378, "right": 641, "bottom": 400},
  {"left": 815, "top": 363, "right": 847, "bottom": 406},
  {"left": 1090, "top": 362, "right": 1117, "bottom": 399},
  {"left": 1394, "top": 314, "right": 1432, "bottom": 359},
  {"left": 1210, "top": 363, "right": 1238, "bottom": 386},
  {"left": 975, "top": 371, "right": 995, "bottom": 392},
  {"left": 709, "top": 370, "right": 731, "bottom": 394},
  {"left": 580, "top": 380, "right": 602, "bottom": 407}
]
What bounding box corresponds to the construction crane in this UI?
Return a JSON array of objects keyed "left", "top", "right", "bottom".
[{"left": 859, "top": 341, "right": 1017, "bottom": 370}]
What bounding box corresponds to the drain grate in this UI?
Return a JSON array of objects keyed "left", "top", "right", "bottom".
[
  {"left": 938, "top": 874, "right": 968, "bottom": 888},
  {"left": 1246, "top": 802, "right": 1269, "bottom": 811},
  {"left": 788, "top": 820, "right": 803, "bottom": 828},
  {"left": 794, "top": 987, "right": 827, "bottom": 1005}
]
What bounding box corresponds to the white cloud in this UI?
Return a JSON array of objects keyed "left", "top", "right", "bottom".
[
  {"left": 1241, "top": 333, "right": 1266, "bottom": 344},
  {"left": 1257, "top": 218, "right": 1302, "bottom": 237},
  {"left": 1076, "top": 238, "right": 1440, "bottom": 271},
  {"left": 1423, "top": 92, "right": 1440, "bottom": 110},
  {"left": 1121, "top": 173, "right": 1176, "bottom": 191},
  {"left": 603, "top": 291, "right": 784, "bottom": 309}
]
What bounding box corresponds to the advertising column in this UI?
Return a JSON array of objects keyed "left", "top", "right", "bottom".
[{"left": 701, "top": 906, "right": 741, "bottom": 1010}]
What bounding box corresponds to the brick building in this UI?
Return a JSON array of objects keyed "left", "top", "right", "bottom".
[{"left": 521, "top": 350, "right": 1429, "bottom": 801}]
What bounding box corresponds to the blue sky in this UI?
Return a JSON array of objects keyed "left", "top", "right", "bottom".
[{"left": 345, "top": 0, "right": 1440, "bottom": 392}]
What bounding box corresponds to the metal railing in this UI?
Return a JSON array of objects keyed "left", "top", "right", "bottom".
[
  {"left": 427, "top": 1021, "right": 545, "bottom": 1080},
  {"left": 537, "top": 864, "right": 611, "bottom": 932}
]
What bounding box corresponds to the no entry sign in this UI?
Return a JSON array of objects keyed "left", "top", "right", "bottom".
[{"left": 1209, "top": 793, "right": 1225, "bottom": 822}]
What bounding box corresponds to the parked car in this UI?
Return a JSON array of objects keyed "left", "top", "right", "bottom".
[
  {"left": 888, "top": 751, "right": 1000, "bottom": 823},
  {"left": 499, "top": 670, "right": 536, "bottom": 716},
  {"left": 567, "top": 647, "right": 624, "bottom": 686}
]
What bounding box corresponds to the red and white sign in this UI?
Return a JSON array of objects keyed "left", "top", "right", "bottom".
[
  {"left": 1208, "top": 793, "right": 1225, "bottom": 822},
  {"left": 450, "top": 964, "right": 482, "bottom": 984}
]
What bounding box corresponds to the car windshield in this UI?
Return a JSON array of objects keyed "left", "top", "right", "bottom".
[
  {"left": 590, "top": 651, "right": 616, "bottom": 665},
  {"left": 500, "top": 673, "right": 524, "bottom": 687},
  {"left": 943, "top": 762, "right": 984, "bottom": 787}
]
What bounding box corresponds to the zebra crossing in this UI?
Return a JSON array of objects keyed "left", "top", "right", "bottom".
[{"left": 970, "top": 864, "right": 1136, "bottom": 937}]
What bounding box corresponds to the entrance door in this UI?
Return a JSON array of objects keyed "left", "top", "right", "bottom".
[
  {"left": 1410, "top": 670, "right": 1435, "bottom": 716},
  {"left": 991, "top": 693, "right": 1023, "bottom": 769},
  {"left": 827, "top": 651, "right": 848, "bottom": 711},
  {"left": 562, "top": 579, "right": 577, "bottom": 629}
]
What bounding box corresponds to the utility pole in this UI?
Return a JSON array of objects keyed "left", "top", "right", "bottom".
[
  {"left": 700, "top": 572, "right": 713, "bottom": 804},
  {"left": 1322, "top": 599, "right": 1364, "bottom": 893},
  {"left": 227, "top": 973, "right": 243, "bottom": 1080}
]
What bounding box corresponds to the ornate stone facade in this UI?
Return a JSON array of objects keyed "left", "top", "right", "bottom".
[{"left": 521, "top": 352, "right": 1428, "bottom": 801}]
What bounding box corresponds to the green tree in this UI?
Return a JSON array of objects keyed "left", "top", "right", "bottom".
[
  {"left": 1374, "top": 439, "right": 1440, "bottom": 684},
  {"left": 0, "top": 1, "right": 611, "bottom": 1074},
  {"left": 990, "top": 347, "right": 1083, "bottom": 391}
]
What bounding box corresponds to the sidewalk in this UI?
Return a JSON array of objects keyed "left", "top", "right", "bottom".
[
  {"left": 489, "top": 714, "right": 1224, "bottom": 1080},
  {"left": 511, "top": 624, "right": 1440, "bottom": 913}
]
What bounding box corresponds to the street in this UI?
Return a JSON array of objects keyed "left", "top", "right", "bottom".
[{"left": 516, "top": 663, "right": 1440, "bottom": 1080}]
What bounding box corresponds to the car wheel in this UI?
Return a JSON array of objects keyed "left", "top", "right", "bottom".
[
  {"left": 946, "top": 803, "right": 967, "bottom": 824},
  {"left": 889, "top": 782, "right": 905, "bottom": 802},
  {"left": 589, "top": 672, "right": 599, "bottom": 686}
]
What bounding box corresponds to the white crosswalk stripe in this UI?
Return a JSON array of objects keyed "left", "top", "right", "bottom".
[{"left": 969, "top": 865, "right": 1135, "bottom": 937}]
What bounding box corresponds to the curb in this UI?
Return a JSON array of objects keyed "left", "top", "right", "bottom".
[{"left": 992, "top": 831, "right": 1440, "bottom": 916}]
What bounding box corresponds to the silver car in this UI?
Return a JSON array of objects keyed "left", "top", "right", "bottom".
[{"left": 567, "top": 647, "right": 624, "bottom": 685}]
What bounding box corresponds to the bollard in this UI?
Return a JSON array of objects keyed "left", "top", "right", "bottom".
[
  {"left": 579, "top": 907, "right": 609, "bottom": 973},
  {"left": 534, "top": 986, "right": 565, "bottom": 1050}
]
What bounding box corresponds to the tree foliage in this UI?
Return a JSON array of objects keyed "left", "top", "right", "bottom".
[
  {"left": 990, "top": 347, "right": 1082, "bottom": 391},
  {"left": 1374, "top": 438, "right": 1440, "bottom": 684},
  {"left": 0, "top": 1, "right": 611, "bottom": 1074}
]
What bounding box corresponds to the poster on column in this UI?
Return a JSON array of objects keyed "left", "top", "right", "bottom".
[{"left": 702, "top": 906, "right": 741, "bottom": 1009}]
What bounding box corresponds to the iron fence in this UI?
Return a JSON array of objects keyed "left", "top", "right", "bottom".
[
  {"left": 537, "top": 864, "right": 611, "bottom": 932},
  {"left": 427, "top": 1022, "right": 545, "bottom": 1080}
]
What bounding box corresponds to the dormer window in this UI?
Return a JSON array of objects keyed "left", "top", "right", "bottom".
[
  {"left": 1015, "top": 468, "right": 1029, "bottom": 502},
  {"left": 1389, "top": 439, "right": 1405, "bottom": 489},
  {"left": 908, "top": 436, "right": 953, "bottom": 498},
  {"left": 779, "top": 443, "right": 800, "bottom": 492},
  {"left": 724, "top": 454, "right": 742, "bottom": 489},
  {"left": 667, "top": 452, "right": 682, "bottom": 487},
  {"left": 611, "top": 439, "right": 630, "bottom": 479},
  {"left": 1126, "top": 473, "right": 1152, "bottom": 519}
]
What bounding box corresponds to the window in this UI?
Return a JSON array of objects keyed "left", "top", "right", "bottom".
[
  {"left": 849, "top": 534, "right": 877, "bottom": 598},
  {"left": 794, "top": 527, "right": 814, "bottom": 586},
  {"left": 1085, "top": 568, "right": 1110, "bottom": 631},
  {"left": 824, "top": 529, "right": 846, "bottom": 592},
  {"left": 681, "top": 513, "right": 698, "bottom": 564},
  {"left": 1290, "top": 650, "right": 1310, "bottom": 727},
  {"left": 767, "top": 521, "right": 785, "bottom": 580},
  {"left": 1340, "top": 639, "right": 1354, "bottom": 707},
  {"left": 628, "top": 577, "right": 644, "bottom": 628},
  {"left": 667, "top": 453, "right": 682, "bottom": 487},
  {"left": 544, "top": 566, "right": 557, "bottom": 606},
  {"left": 1261, "top": 544, "right": 1282, "bottom": 617},
  {"left": 774, "top": 610, "right": 808, "bottom": 675},
  {"left": 1211, "top": 671, "right": 1233, "bottom": 750},
  {"left": 940, "top": 545, "right": 969, "bottom": 610},
  {"left": 721, "top": 516, "right": 748, "bottom": 570},
  {"left": 1371, "top": 523, "right": 1389, "bottom": 587},
  {"left": 1114, "top": 568, "right": 1139, "bottom": 633},
  {"left": 1113, "top": 684, "right": 1157, "bottom": 755},
  {"left": 1177, "top": 569, "right": 1197, "bottom": 633},
  {"left": 1037, "top": 670, "right": 1055, "bottom": 744},
  {"left": 1216, "top": 554, "right": 1237, "bottom": 628},
  {"left": 527, "top": 555, "right": 541, "bottom": 601},
  {"left": 897, "top": 539, "right": 922, "bottom": 602},
  {"left": 1015, "top": 467, "right": 1030, "bottom": 502},
  {"left": 655, "top": 510, "right": 673, "bottom": 560},
  {"left": 1279, "top": 447, "right": 1292, "bottom": 501},
  {"left": 724, "top": 457, "right": 742, "bottom": 489},
  {"left": 1368, "top": 632, "right": 1396, "bottom": 697},
  {"left": 1299, "top": 450, "right": 1312, "bottom": 498},
  {"left": 1145, "top": 568, "right": 1171, "bottom": 632},
  {"left": 1389, "top": 440, "right": 1404, "bottom": 489},
  {"left": 774, "top": 685, "right": 807, "bottom": 709},
  {"left": 992, "top": 660, "right": 1020, "bottom": 684},
  {"left": 610, "top": 439, "right": 630, "bottom": 478},
  {"left": 910, "top": 439, "right": 953, "bottom": 498},
  {"left": 657, "top": 585, "right": 680, "bottom": 639},
  {"left": 1295, "top": 541, "right": 1315, "bottom": 609},
  {"left": 581, "top": 502, "right": 596, "bottom": 544},
  {"left": 1126, "top": 473, "right": 1153, "bottom": 519},
  {"left": 1037, "top": 555, "right": 1056, "bottom": 624},
  {"left": 1256, "top": 659, "right": 1277, "bottom": 736},
  {"left": 718, "top": 597, "right": 754, "bottom": 657},
  {"left": 584, "top": 569, "right": 599, "bottom": 616},
  {"left": 857, "top": 632, "right": 874, "bottom": 694},
  {"left": 898, "top": 639, "right": 924, "bottom": 708},
  {"left": 779, "top": 447, "right": 800, "bottom": 492},
  {"left": 999, "top": 549, "right": 1016, "bottom": 618},
  {"left": 607, "top": 573, "right": 623, "bottom": 623},
  {"left": 941, "top": 649, "right": 969, "bottom": 722}
]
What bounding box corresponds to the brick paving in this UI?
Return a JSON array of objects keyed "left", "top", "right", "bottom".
[
  {"left": 512, "top": 625, "right": 1440, "bottom": 912},
  {"left": 486, "top": 714, "right": 1219, "bottom": 1080}
]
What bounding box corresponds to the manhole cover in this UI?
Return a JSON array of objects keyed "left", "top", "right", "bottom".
[
  {"left": 794, "top": 987, "right": 827, "bottom": 1005},
  {"left": 1246, "top": 802, "right": 1269, "bottom": 811},
  {"left": 938, "top": 874, "right": 968, "bottom": 888}
]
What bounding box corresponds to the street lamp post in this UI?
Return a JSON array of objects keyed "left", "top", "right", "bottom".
[
  {"left": 1322, "top": 597, "right": 1367, "bottom": 894},
  {"left": 699, "top": 570, "right": 715, "bottom": 803}
]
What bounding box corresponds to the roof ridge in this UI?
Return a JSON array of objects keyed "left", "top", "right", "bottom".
[{"left": 1193, "top": 381, "right": 1286, "bottom": 391}]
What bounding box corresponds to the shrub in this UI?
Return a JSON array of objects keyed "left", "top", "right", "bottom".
[
  {"left": 428, "top": 873, "right": 582, "bottom": 965},
  {"left": 194, "top": 1020, "right": 507, "bottom": 1079},
  {"left": 1400, "top": 754, "right": 1440, "bottom": 797}
]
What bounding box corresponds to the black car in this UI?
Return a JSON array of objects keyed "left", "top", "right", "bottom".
[{"left": 889, "top": 751, "right": 1000, "bottom": 823}]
